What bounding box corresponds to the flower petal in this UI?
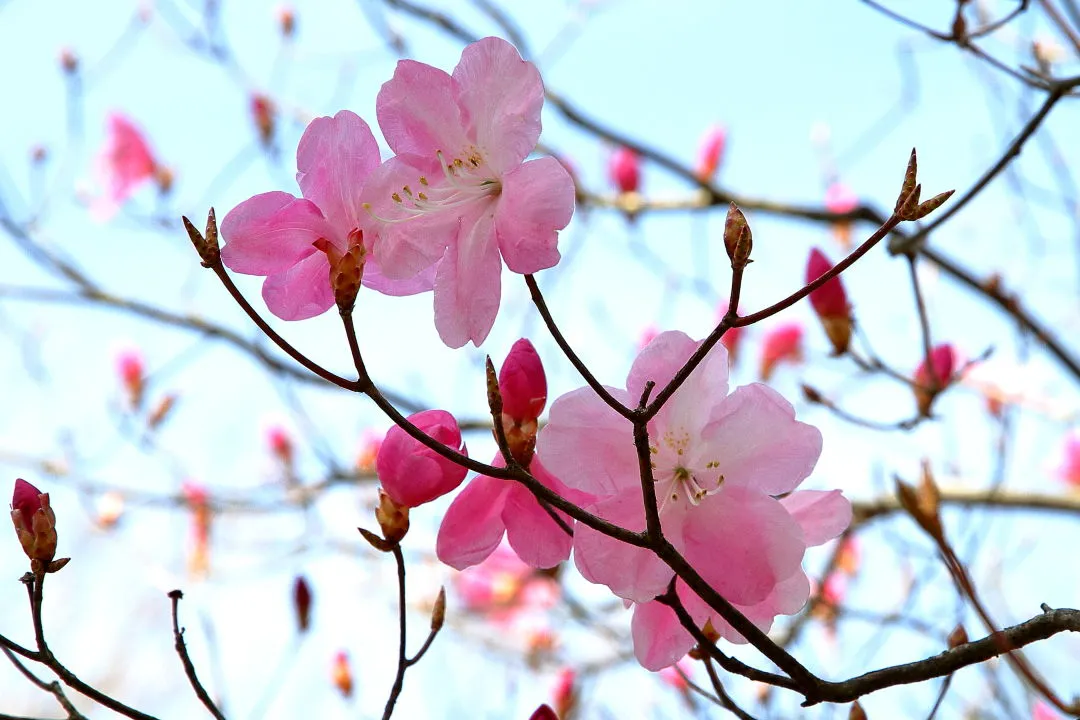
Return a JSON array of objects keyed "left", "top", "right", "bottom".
[
  {"left": 702, "top": 383, "right": 821, "bottom": 495},
  {"left": 780, "top": 490, "right": 852, "bottom": 546},
  {"left": 699, "top": 572, "right": 811, "bottom": 644},
  {"left": 362, "top": 254, "right": 436, "bottom": 296},
  {"left": 296, "top": 110, "right": 381, "bottom": 233},
  {"left": 537, "top": 386, "right": 635, "bottom": 496},
  {"left": 436, "top": 474, "right": 510, "bottom": 570},
  {"left": 679, "top": 486, "right": 806, "bottom": 606},
  {"left": 452, "top": 37, "right": 543, "bottom": 173},
  {"left": 260, "top": 250, "right": 334, "bottom": 321},
  {"left": 432, "top": 209, "right": 502, "bottom": 348},
  {"left": 503, "top": 480, "right": 573, "bottom": 569},
  {"left": 573, "top": 493, "right": 672, "bottom": 603},
  {"left": 631, "top": 599, "right": 695, "bottom": 671},
  {"left": 495, "top": 157, "right": 575, "bottom": 274},
  {"left": 377, "top": 59, "right": 469, "bottom": 158},
  {"left": 220, "top": 192, "right": 336, "bottom": 275}
]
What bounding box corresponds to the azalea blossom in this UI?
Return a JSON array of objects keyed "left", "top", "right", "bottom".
[
  {"left": 453, "top": 542, "right": 560, "bottom": 622},
  {"left": 438, "top": 339, "right": 588, "bottom": 569},
  {"left": 221, "top": 110, "right": 434, "bottom": 321},
  {"left": 362, "top": 37, "right": 575, "bottom": 347},
  {"left": 536, "top": 331, "right": 850, "bottom": 669}
]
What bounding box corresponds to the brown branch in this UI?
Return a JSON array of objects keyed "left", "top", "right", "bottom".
[{"left": 167, "top": 591, "right": 225, "bottom": 720}]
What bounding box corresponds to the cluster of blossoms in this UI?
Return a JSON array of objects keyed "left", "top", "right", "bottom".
[{"left": 207, "top": 35, "right": 854, "bottom": 672}]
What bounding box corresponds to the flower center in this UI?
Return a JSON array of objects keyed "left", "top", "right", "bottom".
[
  {"left": 650, "top": 426, "right": 724, "bottom": 511},
  {"left": 363, "top": 147, "right": 501, "bottom": 224}
]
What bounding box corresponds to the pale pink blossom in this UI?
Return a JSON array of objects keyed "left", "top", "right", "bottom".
[
  {"left": 221, "top": 110, "right": 434, "bottom": 321},
  {"left": 537, "top": 331, "right": 850, "bottom": 669},
  {"left": 1055, "top": 432, "right": 1080, "bottom": 487},
  {"left": 376, "top": 410, "right": 467, "bottom": 508},
  {"left": 438, "top": 340, "right": 589, "bottom": 569},
  {"left": 362, "top": 37, "right": 575, "bottom": 347},
  {"left": 759, "top": 322, "right": 803, "bottom": 379},
  {"left": 94, "top": 113, "right": 160, "bottom": 218},
  {"left": 609, "top": 146, "right": 641, "bottom": 194},
  {"left": 454, "top": 542, "right": 559, "bottom": 622}
]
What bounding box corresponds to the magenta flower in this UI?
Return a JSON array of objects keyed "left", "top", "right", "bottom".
[
  {"left": 437, "top": 341, "right": 588, "bottom": 569},
  {"left": 376, "top": 410, "right": 467, "bottom": 508},
  {"left": 221, "top": 110, "right": 434, "bottom": 321},
  {"left": 537, "top": 331, "right": 848, "bottom": 667},
  {"left": 609, "top": 146, "right": 641, "bottom": 194},
  {"left": 361, "top": 37, "right": 575, "bottom": 348}
]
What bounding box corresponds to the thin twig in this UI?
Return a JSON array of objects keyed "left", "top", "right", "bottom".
[{"left": 167, "top": 590, "right": 226, "bottom": 720}]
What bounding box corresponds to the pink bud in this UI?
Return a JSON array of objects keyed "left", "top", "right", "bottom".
[
  {"left": 277, "top": 4, "right": 296, "bottom": 37},
  {"left": 608, "top": 146, "right": 640, "bottom": 194},
  {"left": 805, "top": 248, "right": 852, "bottom": 354},
  {"left": 250, "top": 93, "right": 276, "bottom": 145},
  {"left": 355, "top": 429, "right": 382, "bottom": 473},
  {"left": 1055, "top": 432, "right": 1080, "bottom": 487},
  {"left": 913, "top": 344, "right": 956, "bottom": 415},
  {"left": 529, "top": 705, "right": 558, "bottom": 720},
  {"left": 377, "top": 410, "right": 467, "bottom": 507},
  {"left": 293, "top": 575, "right": 313, "bottom": 632},
  {"left": 499, "top": 339, "right": 547, "bottom": 421},
  {"left": 266, "top": 425, "right": 294, "bottom": 466},
  {"left": 759, "top": 323, "right": 803, "bottom": 380},
  {"left": 116, "top": 347, "right": 146, "bottom": 408},
  {"left": 331, "top": 650, "right": 353, "bottom": 698},
  {"left": 11, "top": 478, "right": 58, "bottom": 567},
  {"left": 694, "top": 125, "right": 727, "bottom": 181},
  {"left": 552, "top": 668, "right": 577, "bottom": 719},
  {"left": 657, "top": 657, "right": 693, "bottom": 691}
]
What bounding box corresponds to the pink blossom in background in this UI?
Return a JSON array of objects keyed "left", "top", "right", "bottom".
[
  {"left": 355, "top": 428, "right": 382, "bottom": 473},
  {"left": 250, "top": 93, "right": 276, "bottom": 145},
  {"left": 452, "top": 543, "right": 560, "bottom": 634},
  {"left": 1055, "top": 432, "right": 1080, "bottom": 487},
  {"left": 759, "top": 322, "right": 803, "bottom": 380},
  {"left": 362, "top": 37, "right": 575, "bottom": 347},
  {"left": 115, "top": 346, "right": 146, "bottom": 409},
  {"left": 438, "top": 340, "right": 590, "bottom": 569},
  {"left": 657, "top": 657, "right": 693, "bottom": 691},
  {"left": 221, "top": 110, "right": 434, "bottom": 321},
  {"left": 93, "top": 113, "right": 160, "bottom": 219},
  {"left": 182, "top": 481, "right": 211, "bottom": 577},
  {"left": 694, "top": 125, "right": 727, "bottom": 181},
  {"left": 715, "top": 302, "right": 744, "bottom": 364},
  {"left": 805, "top": 247, "right": 852, "bottom": 354},
  {"left": 376, "top": 409, "right": 467, "bottom": 508},
  {"left": 1032, "top": 701, "right": 1065, "bottom": 720},
  {"left": 914, "top": 343, "right": 957, "bottom": 415},
  {"left": 609, "top": 146, "right": 641, "bottom": 194},
  {"left": 537, "top": 331, "right": 850, "bottom": 669},
  {"left": 638, "top": 325, "right": 660, "bottom": 351},
  {"left": 824, "top": 181, "right": 858, "bottom": 248},
  {"left": 265, "top": 425, "right": 294, "bottom": 467}
]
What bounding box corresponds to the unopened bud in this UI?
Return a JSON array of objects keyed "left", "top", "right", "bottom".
[
  {"left": 849, "top": 701, "right": 868, "bottom": 720},
  {"left": 59, "top": 48, "right": 78, "bottom": 74},
  {"left": 723, "top": 203, "right": 752, "bottom": 269},
  {"left": 331, "top": 650, "right": 353, "bottom": 698},
  {"left": 146, "top": 392, "right": 178, "bottom": 430},
  {"left": 250, "top": 94, "right": 276, "bottom": 146},
  {"left": 431, "top": 586, "right": 446, "bottom": 632},
  {"left": 805, "top": 247, "right": 853, "bottom": 354},
  {"left": 314, "top": 229, "right": 366, "bottom": 314},
  {"left": 293, "top": 575, "right": 313, "bottom": 632},
  {"left": 375, "top": 489, "right": 409, "bottom": 544},
  {"left": 183, "top": 208, "right": 222, "bottom": 268},
  {"left": 947, "top": 623, "right": 968, "bottom": 648},
  {"left": 277, "top": 5, "right": 296, "bottom": 37},
  {"left": 11, "top": 479, "right": 63, "bottom": 573}
]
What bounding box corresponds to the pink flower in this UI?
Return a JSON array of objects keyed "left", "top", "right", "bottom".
[
  {"left": 1055, "top": 432, "right": 1080, "bottom": 487},
  {"left": 536, "top": 331, "right": 850, "bottom": 669},
  {"left": 250, "top": 93, "right": 276, "bottom": 145},
  {"left": 221, "top": 110, "right": 434, "bottom": 321},
  {"left": 11, "top": 478, "right": 58, "bottom": 565},
  {"left": 694, "top": 125, "right": 727, "bottom": 181},
  {"left": 438, "top": 343, "right": 588, "bottom": 569},
  {"left": 759, "top": 322, "right": 803, "bottom": 379},
  {"left": 361, "top": 37, "right": 575, "bottom": 348},
  {"left": 609, "top": 146, "right": 641, "bottom": 194},
  {"left": 454, "top": 542, "right": 559, "bottom": 617},
  {"left": 376, "top": 410, "right": 467, "bottom": 508},
  {"left": 805, "top": 247, "right": 852, "bottom": 354},
  {"left": 657, "top": 657, "right": 693, "bottom": 690},
  {"left": 95, "top": 113, "right": 160, "bottom": 215}
]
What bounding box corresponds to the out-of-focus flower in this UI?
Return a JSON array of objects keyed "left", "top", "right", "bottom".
[
  {"left": 362, "top": 37, "right": 575, "bottom": 347},
  {"left": 182, "top": 481, "right": 211, "bottom": 578},
  {"left": 453, "top": 543, "right": 560, "bottom": 618},
  {"left": 538, "top": 331, "right": 850, "bottom": 669},
  {"left": 825, "top": 182, "right": 858, "bottom": 248},
  {"left": 116, "top": 347, "right": 146, "bottom": 410},
  {"left": 1055, "top": 432, "right": 1080, "bottom": 487},
  {"left": 609, "top": 146, "right": 641, "bottom": 194},
  {"left": 913, "top": 344, "right": 956, "bottom": 416},
  {"left": 694, "top": 125, "right": 727, "bottom": 182},
  {"left": 438, "top": 342, "right": 589, "bottom": 570},
  {"left": 759, "top": 322, "right": 803, "bottom": 380},
  {"left": 638, "top": 325, "right": 660, "bottom": 351},
  {"left": 293, "top": 575, "right": 312, "bottom": 632},
  {"left": 92, "top": 113, "right": 169, "bottom": 220},
  {"left": 266, "top": 425, "right": 294, "bottom": 468},
  {"left": 59, "top": 47, "right": 78, "bottom": 74},
  {"left": 331, "top": 650, "right": 353, "bottom": 698},
  {"left": 250, "top": 93, "right": 276, "bottom": 146},
  {"left": 805, "top": 247, "right": 852, "bottom": 355},
  {"left": 11, "top": 479, "right": 63, "bottom": 571},
  {"left": 356, "top": 429, "right": 382, "bottom": 473},
  {"left": 146, "top": 392, "right": 178, "bottom": 430},
  {"left": 552, "top": 668, "right": 577, "bottom": 719},
  {"left": 657, "top": 657, "right": 693, "bottom": 691},
  {"left": 1032, "top": 37, "right": 1066, "bottom": 74},
  {"left": 377, "top": 410, "right": 467, "bottom": 508},
  {"left": 276, "top": 4, "right": 295, "bottom": 37},
  {"left": 96, "top": 491, "right": 125, "bottom": 529},
  {"left": 716, "top": 302, "right": 743, "bottom": 365},
  {"left": 222, "top": 110, "right": 433, "bottom": 321}
]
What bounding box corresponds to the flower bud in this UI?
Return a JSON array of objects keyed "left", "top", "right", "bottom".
[
  {"left": 759, "top": 323, "right": 803, "bottom": 380},
  {"left": 375, "top": 489, "right": 410, "bottom": 544},
  {"left": 11, "top": 479, "right": 60, "bottom": 570},
  {"left": 266, "top": 425, "right": 294, "bottom": 468},
  {"left": 529, "top": 705, "right": 558, "bottom": 720},
  {"left": 694, "top": 125, "right": 727, "bottom": 182},
  {"left": 499, "top": 339, "right": 547, "bottom": 467},
  {"left": 293, "top": 575, "right": 313, "bottom": 632},
  {"left": 331, "top": 650, "right": 353, "bottom": 698},
  {"left": 913, "top": 343, "right": 956, "bottom": 416},
  {"left": 277, "top": 4, "right": 296, "bottom": 37},
  {"left": 723, "top": 202, "right": 752, "bottom": 269},
  {"left": 608, "top": 146, "right": 640, "bottom": 194},
  {"left": 552, "top": 668, "right": 577, "bottom": 719},
  {"left": 116, "top": 347, "right": 146, "bottom": 409},
  {"left": 314, "top": 228, "right": 366, "bottom": 314},
  {"left": 377, "top": 410, "right": 467, "bottom": 508},
  {"left": 805, "top": 247, "right": 852, "bottom": 355},
  {"left": 250, "top": 94, "right": 276, "bottom": 146}
]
